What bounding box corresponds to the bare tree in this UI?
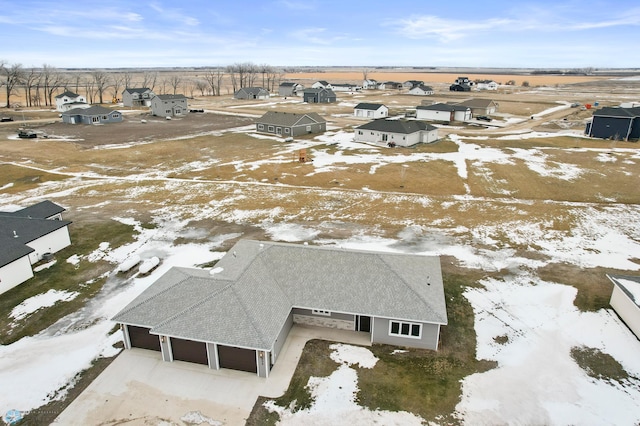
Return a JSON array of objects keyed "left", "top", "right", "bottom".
[
  {"left": 91, "top": 70, "right": 110, "bottom": 104},
  {"left": 83, "top": 77, "right": 96, "bottom": 104},
  {"left": 259, "top": 64, "right": 272, "bottom": 88},
  {"left": 226, "top": 64, "right": 238, "bottom": 93},
  {"left": 204, "top": 68, "right": 225, "bottom": 96},
  {"left": 110, "top": 73, "right": 125, "bottom": 101},
  {"left": 1, "top": 62, "right": 25, "bottom": 108},
  {"left": 123, "top": 71, "right": 133, "bottom": 89},
  {"left": 42, "top": 64, "right": 66, "bottom": 106},
  {"left": 195, "top": 79, "right": 208, "bottom": 96},
  {"left": 168, "top": 75, "right": 181, "bottom": 94},
  {"left": 22, "top": 67, "right": 42, "bottom": 107},
  {"left": 362, "top": 68, "right": 370, "bottom": 81},
  {"left": 142, "top": 71, "right": 158, "bottom": 91},
  {"left": 182, "top": 78, "right": 196, "bottom": 98}
]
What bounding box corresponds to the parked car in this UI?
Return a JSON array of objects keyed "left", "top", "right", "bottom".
[
  {"left": 0, "top": 117, "right": 13, "bottom": 122},
  {"left": 476, "top": 115, "right": 492, "bottom": 122}
]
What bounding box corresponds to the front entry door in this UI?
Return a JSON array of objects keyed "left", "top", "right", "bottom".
[{"left": 356, "top": 315, "right": 371, "bottom": 332}]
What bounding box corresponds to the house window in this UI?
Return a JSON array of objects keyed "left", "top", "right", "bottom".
[
  {"left": 284, "top": 128, "right": 290, "bottom": 134},
  {"left": 102, "top": 115, "right": 107, "bottom": 120},
  {"left": 306, "top": 125, "right": 312, "bottom": 132},
  {"left": 268, "top": 125, "right": 275, "bottom": 132},
  {"left": 92, "top": 116, "right": 99, "bottom": 123},
  {"left": 382, "top": 134, "right": 388, "bottom": 142},
  {"left": 389, "top": 321, "right": 422, "bottom": 338},
  {"left": 258, "top": 124, "right": 264, "bottom": 130},
  {"left": 166, "top": 110, "right": 171, "bottom": 114},
  {"left": 312, "top": 309, "right": 331, "bottom": 316},
  {"left": 112, "top": 113, "right": 120, "bottom": 118},
  {"left": 358, "top": 130, "right": 363, "bottom": 135}
]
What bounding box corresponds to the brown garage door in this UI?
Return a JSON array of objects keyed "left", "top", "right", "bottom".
[
  {"left": 171, "top": 338, "right": 208, "bottom": 365},
  {"left": 128, "top": 325, "right": 161, "bottom": 351},
  {"left": 218, "top": 345, "right": 257, "bottom": 373}
]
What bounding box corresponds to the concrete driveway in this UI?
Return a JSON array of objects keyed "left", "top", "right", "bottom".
[{"left": 54, "top": 325, "right": 370, "bottom": 425}]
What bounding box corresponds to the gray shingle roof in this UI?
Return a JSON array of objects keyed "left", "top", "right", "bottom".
[
  {"left": 456, "top": 98, "right": 497, "bottom": 108},
  {"left": 113, "top": 240, "right": 447, "bottom": 350},
  {"left": 256, "top": 111, "right": 326, "bottom": 127},
  {"left": 354, "top": 103, "right": 386, "bottom": 110},
  {"left": 123, "top": 88, "right": 152, "bottom": 94},
  {"left": 356, "top": 119, "right": 437, "bottom": 134},
  {"left": 55, "top": 91, "right": 81, "bottom": 99},
  {"left": 62, "top": 105, "right": 119, "bottom": 116},
  {"left": 0, "top": 200, "right": 65, "bottom": 219},
  {"left": 154, "top": 94, "right": 187, "bottom": 101},
  {"left": 417, "top": 103, "right": 470, "bottom": 112}
]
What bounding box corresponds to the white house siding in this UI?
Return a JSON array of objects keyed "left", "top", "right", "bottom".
[
  {"left": 416, "top": 109, "right": 453, "bottom": 122},
  {"left": 454, "top": 110, "right": 472, "bottom": 121},
  {"left": 25, "top": 227, "right": 71, "bottom": 264},
  {"left": 610, "top": 285, "right": 640, "bottom": 339},
  {"left": 355, "top": 129, "right": 422, "bottom": 147},
  {"left": 371, "top": 317, "right": 440, "bottom": 350},
  {"left": 354, "top": 107, "right": 388, "bottom": 119},
  {"left": 0, "top": 256, "right": 34, "bottom": 295}
]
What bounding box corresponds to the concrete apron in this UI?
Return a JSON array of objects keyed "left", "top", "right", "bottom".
[{"left": 54, "top": 324, "right": 371, "bottom": 425}]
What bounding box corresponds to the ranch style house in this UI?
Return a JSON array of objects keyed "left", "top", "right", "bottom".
[
  {"left": 255, "top": 111, "right": 327, "bottom": 137},
  {"left": 113, "top": 240, "right": 447, "bottom": 378}
]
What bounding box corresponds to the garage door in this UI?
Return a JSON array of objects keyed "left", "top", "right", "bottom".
[
  {"left": 171, "top": 338, "right": 208, "bottom": 365},
  {"left": 128, "top": 325, "right": 161, "bottom": 351},
  {"left": 218, "top": 345, "right": 257, "bottom": 373}
]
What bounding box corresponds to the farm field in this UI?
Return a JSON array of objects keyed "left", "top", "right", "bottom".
[{"left": 0, "top": 72, "right": 640, "bottom": 425}]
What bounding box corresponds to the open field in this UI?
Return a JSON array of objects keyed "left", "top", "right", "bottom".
[{"left": 1, "top": 73, "right": 640, "bottom": 424}]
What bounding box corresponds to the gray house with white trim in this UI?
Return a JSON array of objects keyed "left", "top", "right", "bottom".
[
  {"left": 416, "top": 103, "right": 472, "bottom": 122},
  {"left": 234, "top": 87, "right": 270, "bottom": 100},
  {"left": 278, "top": 82, "right": 304, "bottom": 97},
  {"left": 150, "top": 94, "right": 188, "bottom": 117},
  {"left": 255, "top": 111, "right": 326, "bottom": 137},
  {"left": 355, "top": 119, "right": 439, "bottom": 147},
  {"left": 61, "top": 105, "right": 123, "bottom": 124},
  {"left": 113, "top": 240, "right": 447, "bottom": 377},
  {"left": 303, "top": 88, "right": 337, "bottom": 103}
]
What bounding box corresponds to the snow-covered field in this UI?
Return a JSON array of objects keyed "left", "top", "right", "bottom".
[{"left": 1, "top": 115, "right": 640, "bottom": 424}]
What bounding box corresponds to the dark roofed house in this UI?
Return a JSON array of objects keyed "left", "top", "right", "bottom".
[
  {"left": 354, "top": 103, "right": 388, "bottom": 119},
  {"left": 0, "top": 201, "right": 72, "bottom": 295},
  {"left": 255, "top": 111, "right": 327, "bottom": 137},
  {"left": 449, "top": 83, "right": 471, "bottom": 92},
  {"left": 586, "top": 107, "right": 640, "bottom": 141},
  {"left": 416, "top": 103, "right": 472, "bottom": 122},
  {"left": 61, "top": 105, "right": 123, "bottom": 125},
  {"left": 234, "top": 87, "right": 270, "bottom": 100},
  {"left": 355, "top": 119, "right": 438, "bottom": 147},
  {"left": 113, "top": 240, "right": 447, "bottom": 377},
  {"left": 303, "top": 88, "right": 336, "bottom": 104},
  {"left": 150, "top": 94, "right": 188, "bottom": 117}
]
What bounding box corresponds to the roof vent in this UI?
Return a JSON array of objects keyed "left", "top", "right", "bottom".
[
  {"left": 13, "top": 230, "right": 18, "bottom": 238},
  {"left": 233, "top": 251, "right": 237, "bottom": 258}
]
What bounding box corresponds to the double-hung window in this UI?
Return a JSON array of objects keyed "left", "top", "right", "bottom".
[{"left": 389, "top": 321, "right": 421, "bottom": 338}]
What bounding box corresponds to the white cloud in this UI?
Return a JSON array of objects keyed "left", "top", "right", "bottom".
[{"left": 389, "top": 15, "right": 515, "bottom": 41}]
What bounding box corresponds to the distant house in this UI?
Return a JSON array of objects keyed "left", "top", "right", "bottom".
[
  {"left": 331, "top": 83, "right": 361, "bottom": 92},
  {"left": 55, "top": 91, "right": 87, "bottom": 112},
  {"left": 362, "top": 79, "right": 378, "bottom": 90},
  {"left": 585, "top": 107, "right": 640, "bottom": 141},
  {"left": 0, "top": 201, "right": 72, "bottom": 295},
  {"left": 112, "top": 240, "right": 447, "bottom": 377},
  {"left": 403, "top": 80, "right": 424, "bottom": 89},
  {"left": 416, "top": 103, "right": 472, "bottom": 122},
  {"left": 278, "top": 82, "right": 304, "bottom": 97},
  {"left": 408, "top": 85, "right": 435, "bottom": 96},
  {"left": 355, "top": 119, "right": 438, "bottom": 147},
  {"left": 255, "top": 111, "right": 327, "bottom": 136},
  {"left": 61, "top": 105, "right": 123, "bottom": 124},
  {"left": 455, "top": 98, "right": 499, "bottom": 115},
  {"left": 303, "top": 88, "right": 337, "bottom": 104},
  {"left": 234, "top": 87, "right": 270, "bottom": 100},
  {"left": 354, "top": 103, "right": 388, "bottom": 119},
  {"left": 455, "top": 76, "right": 473, "bottom": 86},
  {"left": 122, "top": 88, "right": 155, "bottom": 107},
  {"left": 607, "top": 275, "right": 640, "bottom": 339},
  {"left": 476, "top": 80, "right": 499, "bottom": 90},
  {"left": 378, "top": 81, "right": 403, "bottom": 90},
  {"left": 311, "top": 81, "right": 332, "bottom": 89},
  {"left": 150, "top": 94, "right": 188, "bottom": 117}
]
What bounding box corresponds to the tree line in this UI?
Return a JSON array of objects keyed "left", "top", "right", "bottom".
[{"left": 0, "top": 61, "right": 286, "bottom": 108}]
